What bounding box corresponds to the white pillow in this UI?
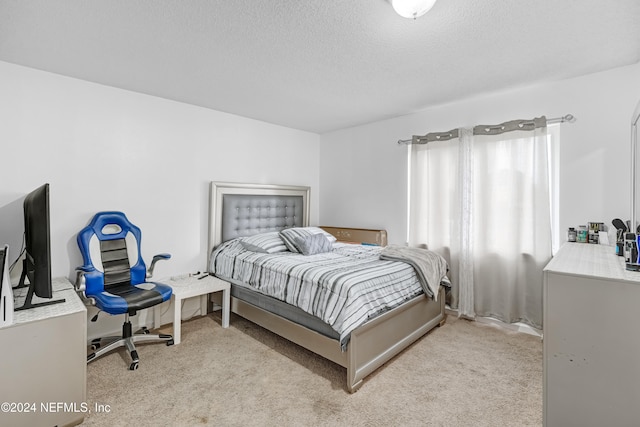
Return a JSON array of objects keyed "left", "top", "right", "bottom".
[{"left": 240, "top": 231, "right": 288, "bottom": 254}]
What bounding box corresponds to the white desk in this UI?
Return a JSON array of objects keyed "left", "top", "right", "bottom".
[
  {"left": 0, "top": 277, "right": 87, "bottom": 427},
  {"left": 160, "top": 274, "right": 230, "bottom": 344},
  {"left": 543, "top": 243, "right": 640, "bottom": 426}
]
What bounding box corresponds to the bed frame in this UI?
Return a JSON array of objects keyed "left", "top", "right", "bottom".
[{"left": 208, "top": 181, "right": 445, "bottom": 392}]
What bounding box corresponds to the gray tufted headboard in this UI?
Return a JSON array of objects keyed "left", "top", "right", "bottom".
[{"left": 208, "top": 182, "right": 310, "bottom": 259}]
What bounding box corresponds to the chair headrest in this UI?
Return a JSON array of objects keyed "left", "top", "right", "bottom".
[{"left": 85, "top": 211, "right": 141, "bottom": 241}]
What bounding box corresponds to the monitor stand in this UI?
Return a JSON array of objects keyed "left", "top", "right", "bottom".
[{"left": 13, "top": 259, "right": 65, "bottom": 312}]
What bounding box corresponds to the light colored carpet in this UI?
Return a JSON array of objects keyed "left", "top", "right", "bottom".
[{"left": 80, "top": 312, "right": 542, "bottom": 426}]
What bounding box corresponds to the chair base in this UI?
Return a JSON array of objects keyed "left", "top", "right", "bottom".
[{"left": 87, "top": 316, "right": 174, "bottom": 370}]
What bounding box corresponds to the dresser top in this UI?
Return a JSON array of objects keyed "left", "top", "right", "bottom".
[
  {"left": 544, "top": 242, "right": 640, "bottom": 283},
  {"left": 11, "top": 277, "right": 86, "bottom": 325}
]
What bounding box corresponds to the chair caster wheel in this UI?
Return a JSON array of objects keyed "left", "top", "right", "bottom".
[
  {"left": 141, "top": 326, "right": 150, "bottom": 334},
  {"left": 166, "top": 339, "right": 174, "bottom": 346},
  {"left": 91, "top": 343, "right": 101, "bottom": 351},
  {"left": 129, "top": 362, "right": 139, "bottom": 371}
]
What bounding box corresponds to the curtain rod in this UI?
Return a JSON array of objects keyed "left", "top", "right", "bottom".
[{"left": 396, "top": 114, "right": 576, "bottom": 145}]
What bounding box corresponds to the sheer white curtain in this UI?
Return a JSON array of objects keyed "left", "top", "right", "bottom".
[{"left": 409, "top": 125, "right": 552, "bottom": 328}]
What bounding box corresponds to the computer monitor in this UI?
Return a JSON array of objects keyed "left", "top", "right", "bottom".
[{"left": 14, "top": 183, "right": 65, "bottom": 311}]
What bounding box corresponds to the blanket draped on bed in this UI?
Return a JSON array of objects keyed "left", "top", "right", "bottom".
[{"left": 379, "top": 245, "right": 450, "bottom": 300}]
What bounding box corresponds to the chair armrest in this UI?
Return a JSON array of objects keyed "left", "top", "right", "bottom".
[
  {"left": 147, "top": 253, "right": 171, "bottom": 278},
  {"left": 74, "top": 266, "right": 92, "bottom": 292},
  {"left": 74, "top": 266, "right": 96, "bottom": 305}
]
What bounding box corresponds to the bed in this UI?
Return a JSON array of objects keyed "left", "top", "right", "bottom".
[{"left": 207, "top": 181, "right": 447, "bottom": 392}]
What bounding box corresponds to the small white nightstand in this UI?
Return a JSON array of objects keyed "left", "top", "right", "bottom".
[{"left": 162, "top": 274, "right": 230, "bottom": 345}]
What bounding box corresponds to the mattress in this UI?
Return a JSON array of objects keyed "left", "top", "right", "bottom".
[{"left": 223, "top": 277, "right": 340, "bottom": 340}]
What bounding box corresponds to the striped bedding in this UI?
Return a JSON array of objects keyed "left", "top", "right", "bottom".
[{"left": 210, "top": 239, "right": 439, "bottom": 348}]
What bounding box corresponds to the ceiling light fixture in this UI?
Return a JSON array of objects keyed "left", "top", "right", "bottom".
[{"left": 391, "top": 0, "right": 437, "bottom": 19}]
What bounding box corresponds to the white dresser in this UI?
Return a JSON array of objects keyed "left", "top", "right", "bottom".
[
  {"left": 0, "top": 277, "right": 87, "bottom": 427},
  {"left": 543, "top": 243, "right": 640, "bottom": 426}
]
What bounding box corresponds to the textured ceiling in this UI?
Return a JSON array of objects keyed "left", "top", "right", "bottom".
[{"left": 1, "top": 0, "right": 639, "bottom": 134}]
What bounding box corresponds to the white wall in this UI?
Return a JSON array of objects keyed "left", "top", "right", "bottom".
[
  {"left": 0, "top": 61, "right": 320, "bottom": 276},
  {"left": 0, "top": 61, "right": 319, "bottom": 337},
  {"left": 319, "top": 61, "right": 640, "bottom": 245}
]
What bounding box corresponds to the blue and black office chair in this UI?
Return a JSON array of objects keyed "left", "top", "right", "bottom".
[{"left": 75, "top": 211, "right": 174, "bottom": 370}]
